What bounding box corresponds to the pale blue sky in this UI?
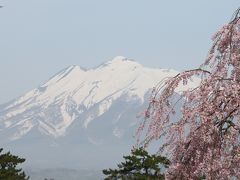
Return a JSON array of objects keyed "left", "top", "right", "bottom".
[{"left": 0, "top": 0, "right": 239, "bottom": 103}]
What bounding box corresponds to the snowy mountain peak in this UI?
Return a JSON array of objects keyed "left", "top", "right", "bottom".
[
  {"left": 0, "top": 57, "right": 185, "bottom": 140},
  {"left": 66, "top": 65, "right": 86, "bottom": 72},
  {"left": 110, "top": 56, "right": 132, "bottom": 62},
  {"left": 40, "top": 65, "right": 85, "bottom": 88},
  {"left": 99, "top": 56, "right": 140, "bottom": 69}
]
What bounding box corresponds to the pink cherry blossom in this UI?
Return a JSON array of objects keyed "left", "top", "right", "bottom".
[{"left": 137, "top": 8, "right": 240, "bottom": 179}]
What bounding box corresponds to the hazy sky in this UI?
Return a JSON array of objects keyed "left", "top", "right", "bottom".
[{"left": 0, "top": 0, "right": 239, "bottom": 103}]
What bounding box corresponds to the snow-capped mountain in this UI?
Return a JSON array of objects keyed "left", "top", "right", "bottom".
[
  {"left": 0, "top": 56, "right": 178, "bottom": 141},
  {"left": 0, "top": 56, "right": 196, "bottom": 170}
]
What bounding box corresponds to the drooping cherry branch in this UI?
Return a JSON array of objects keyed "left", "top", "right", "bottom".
[{"left": 137, "top": 8, "right": 240, "bottom": 179}]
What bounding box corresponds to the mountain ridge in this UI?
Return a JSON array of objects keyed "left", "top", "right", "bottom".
[{"left": 0, "top": 56, "right": 179, "bottom": 141}]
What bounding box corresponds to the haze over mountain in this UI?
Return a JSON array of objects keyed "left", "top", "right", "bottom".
[{"left": 0, "top": 56, "right": 197, "bottom": 179}]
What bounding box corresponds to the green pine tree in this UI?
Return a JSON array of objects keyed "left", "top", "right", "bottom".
[
  {"left": 103, "top": 147, "right": 170, "bottom": 180},
  {"left": 0, "top": 148, "right": 29, "bottom": 180}
]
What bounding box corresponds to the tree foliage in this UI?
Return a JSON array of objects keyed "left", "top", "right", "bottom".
[
  {"left": 0, "top": 148, "right": 29, "bottom": 180},
  {"left": 136, "top": 8, "right": 240, "bottom": 179},
  {"left": 102, "top": 147, "right": 170, "bottom": 180}
]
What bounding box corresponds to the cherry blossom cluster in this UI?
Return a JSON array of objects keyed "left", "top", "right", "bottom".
[{"left": 137, "top": 9, "right": 240, "bottom": 179}]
